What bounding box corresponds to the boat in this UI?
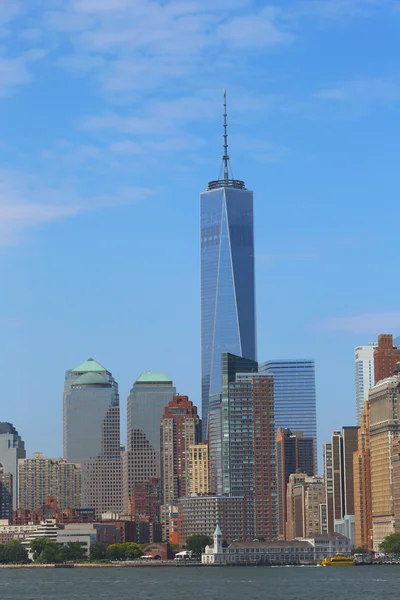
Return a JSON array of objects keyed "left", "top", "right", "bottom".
[{"left": 319, "top": 553, "right": 355, "bottom": 567}]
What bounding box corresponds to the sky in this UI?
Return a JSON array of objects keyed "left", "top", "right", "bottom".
[{"left": 1, "top": 0, "right": 400, "bottom": 464}]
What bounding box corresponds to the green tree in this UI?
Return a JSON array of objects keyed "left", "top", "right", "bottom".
[
  {"left": 2, "top": 540, "right": 28, "bottom": 564},
  {"left": 106, "top": 543, "right": 125, "bottom": 561},
  {"left": 124, "top": 543, "right": 143, "bottom": 560},
  {"left": 90, "top": 541, "right": 107, "bottom": 561},
  {"left": 30, "top": 538, "right": 62, "bottom": 563},
  {"left": 255, "top": 536, "right": 266, "bottom": 542},
  {"left": 60, "top": 542, "right": 87, "bottom": 562},
  {"left": 352, "top": 547, "right": 370, "bottom": 555},
  {"left": 185, "top": 535, "right": 212, "bottom": 558},
  {"left": 380, "top": 533, "right": 400, "bottom": 555}
]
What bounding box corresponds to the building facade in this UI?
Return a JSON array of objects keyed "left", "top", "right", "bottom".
[
  {"left": 374, "top": 334, "right": 400, "bottom": 385},
  {"left": 0, "top": 464, "right": 13, "bottom": 521},
  {"left": 369, "top": 370, "right": 400, "bottom": 549},
  {"left": 284, "top": 475, "right": 324, "bottom": 541},
  {"left": 18, "top": 453, "right": 81, "bottom": 511},
  {"left": 0, "top": 423, "right": 26, "bottom": 510},
  {"left": 178, "top": 495, "right": 246, "bottom": 543},
  {"left": 276, "top": 428, "right": 315, "bottom": 539},
  {"left": 353, "top": 401, "right": 372, "bottom": 549},
  {"left": 355, "top": 343, "right": 376, "bottom": 425},
  {"left": 207, "top": 392, "right": 223, "bottom": 495},
  {"left": 129, "top": 478, "right": 161, "bottom": 522},
  {"left": 189, "top": 444, "right": 209, "bottom": 495},
  {"left": 124, "top": 372, "right": 175, "bottom": 510},
  {"left": 63, "top": 358, "right": 122, "bottom": 517},
  {"left": 260, "top": 360, "right": 317, "bottom": 467},
  {"left": 200, "top": 94, "right": 257, "bottom": 438}
]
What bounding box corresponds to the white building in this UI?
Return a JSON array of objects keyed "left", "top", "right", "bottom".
[{"left": 355, "top": 344, "right": 376, "bottom": 424}]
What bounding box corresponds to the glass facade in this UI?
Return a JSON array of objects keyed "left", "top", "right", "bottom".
[
  {"left": 260, "top": 360, "right": 317, "bottom": 465},
  {"left": 0, "top": 422, "right": 26, "bottom": 510},
  {"left": 201, "top": 185, "right": 256, "bottom": 438}
]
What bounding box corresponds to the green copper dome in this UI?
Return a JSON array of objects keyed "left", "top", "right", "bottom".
[
  {"left": 135, "top": 372, "right": 172, "bottom": 384},
  {"left": 71, "top": 358, "right": 107, "bottom": 374},
  {"left": 72, "top": 372, "right": 110, "bottom": 386}
]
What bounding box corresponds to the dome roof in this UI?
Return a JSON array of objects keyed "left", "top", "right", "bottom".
[
  {"left": 71, "top": 358, "right": 108, "bottom": 374},
  {"left": 135, "top": 372, "right": 172, "bottom": 384}
]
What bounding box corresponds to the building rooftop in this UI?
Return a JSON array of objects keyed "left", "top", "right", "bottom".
[
  {"left": 0, "top": 423, "right": 18, "bottom": 436},
  {"left": 229, "top": 540, "right": 312, "bottom": 549},
  {"left": 71, "top": 358, "right": 108, "bottom": 374},
  {"left": 135, "top": 372, "right": 172, "bottom": 384},
  {"left": 72, "top": 373, "right": 111, "bottom": 387}
]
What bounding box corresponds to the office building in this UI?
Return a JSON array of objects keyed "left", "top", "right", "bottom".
[
  {"left": 353, "top": 401, "right": 372, "bottom": 549},
  {"left": 189, "top": 444, "right": 209, "bottom": 495},
  {"left": 369, "top": 369, "right": 400, "bottom": 549},
  {"left": 18, "top": 453, "right": 81, "bottom": 512},
  {"left": 221, "top": 353, "right": 276, "bottom": 540},
  {"left": 207, "top": 393, "right": 223, "bottom": 495},
  {"left": 0, "top": 464, "right": 13, "bottom": 521},
  {"left": 286, "top": 474, "right": 324, "bottom": 540},
  {"left": 63, "top": 358, "right": 122, "bottom": 516},
  {"left": 124, "top": 372, "right": 175, "bottom": 506},
  {"left": 374, "top": 334, "right": 400, "bottom": 384},
  {"left": 355, "top": 343, "right": 376, "bottom": 424},
  {"left": 201, "top": 92, "right": 256, "bottom": 438},
  {"left": 260, "top": 360, "right": 317, "bottom": 467},
  {"left": 129, "top": 478, "right": 161, "bottom": 522},
  {"left": 160, "top": 395, "right": 201, "bottom": 538},
  {"left": 276, "top": 428, "right": 315, "bottom": 539},
  {"left": 177, "top": 495, "right": 246, "bottom": 543},
  {"left": 0, "top": 423, "right": 26, "bottom": 511},
  {"left": 323, "top": 442, "right": 334, "bottom": 533}
]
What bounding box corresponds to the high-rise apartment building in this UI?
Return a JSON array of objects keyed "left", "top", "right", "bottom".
[
  {"left": 221, "top": 353, "right": 276, "bottom": 540},
  {"left": 0, "top": 423, "right": 26, "bottom": 510},
  {"left": 189, "top": 444, "right": 209, "bottom": 495},
  {"left": 18, "top": 453, "right": 81, "bottom": 511},
  {"left": 260, "top": 360, "right": 317, "bottom": 467},
  {"left": 355, "top": 343, "right": 376, "bottom": 424},
  {"left": 286, "top": 474, "right": 324, "bottom": 540},
  {"left": 129, "top": 478, "right": 161, "bottom": 522},
  {"left": 276, "top": 428, "right": 315, "bottom": 540},
  {"left": 207, "top": 392, "right": 222, "bottom": 495},
  {"left": 124, "top": 372, "right": 175, "bottom": 511},
  {"left": 353, "top": 402, "right": 372, "bottom": 549},
  {"left": 369, "top": 369, "right": 400, "bottom": 549},
  {"left": 160, "top": 395, "right": 201, "bottom": 510},
  {"left": 200, "top": 92, "right": 256, "bottom": 438},
  {"left": 63, "top": 358, "right": 122, "bottom": 517},
  {"left": 323, "top": 442, "right": 334, "bottom": 533},
  {"left": 0, "top": 464, "right": 13, "bottom": 521},
  {"left": 374, "top": 334, "right": 400, "bottom": 385}
]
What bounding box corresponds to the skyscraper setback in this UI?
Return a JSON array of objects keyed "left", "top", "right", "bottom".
[{"left": 200, "top": 91, "right": 257, "bottom": 438}]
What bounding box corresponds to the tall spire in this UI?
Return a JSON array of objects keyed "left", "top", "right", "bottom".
[{"left": 223, "top": 89, "right": 229, "bottom": 182}]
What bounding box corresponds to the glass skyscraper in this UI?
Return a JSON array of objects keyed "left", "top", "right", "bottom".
[
  {"left": 201, "top": 92, "right": 257, "bottom": 438},
  {"left": 0, "top": 422, "right": 26, "bottom": 510}
]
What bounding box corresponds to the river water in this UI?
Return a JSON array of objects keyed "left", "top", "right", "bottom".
[{"left": 0, "top": 565, "right": 396, "bottom": 599}]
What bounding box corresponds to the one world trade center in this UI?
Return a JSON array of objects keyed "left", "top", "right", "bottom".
[{"left": 201, "top": 91, "right": 257, "bottom": 439}]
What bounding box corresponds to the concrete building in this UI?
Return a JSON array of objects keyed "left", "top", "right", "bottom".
[
  {"left": 333, "top": 515, "right": 355, "bottom": 546},
  {"left": 355, "top": 343, "right": 376, "bottom": 424},
  {"left": 63, "top": 358, "right": 122, "bottom": 517},
  {"left": 0, "top": 464, "right": 13, "bottom": 521},
  {"left": 177, "top": 495, "right": 246, "bottom": 544},
  {"left": 189, "top": 444, "right": 209, "bottom": 495},
  {"left": 18, "top": 453, "right": 81, "bottom": 511},
  {"left": 124, "top": 372, "right": 175, "bottom": 512},
  {"left": 369, "top": 369, "right": 400, "bottom": 549},
  {"left": 353, "top": 401, "right": 372, "bottom": 549},
  {"left": 0, "top": 423, "right": 26, "bottom": 510},
  {"left": 286, "top": 475, "right": 324, "bottom": 541},
  {"left": 374, "top": 334, "right": 400, "bottom": 385},
  {"left": 323, "top": 442, "right": 334, "bottom": 533},
  {"left": 207, "top": 392, "right": 222, "bottom": 495},
  {"left": 276, "top": 428, "right": 315, "bottom": 539}
]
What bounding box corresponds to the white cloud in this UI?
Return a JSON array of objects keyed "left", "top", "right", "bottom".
[
  {"left": 218, "top": 7, "right": 293, "bottom": 48},
  {"left": 325, "top": 312, "right": 400, "bottom": 334},
  {"left": 315, "top": 76, "right": 400, "bottom": 105}
]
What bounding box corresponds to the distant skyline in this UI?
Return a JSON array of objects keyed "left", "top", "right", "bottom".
[{"left": 1, "top": 1, "right": 400, "bottom": 463}]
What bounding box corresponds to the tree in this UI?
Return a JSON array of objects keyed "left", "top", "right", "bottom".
[
  {"left": 185, "top": 535, "right": 213, "bottom": 558},
  {"left": 31, "top": 538, "right": 62, "bottom": 563},
  {"left": 1, "top": 540, "right": 28, "bottom": 564},
  {"left": 90, "top": 542, "right": 107, "bottom": 561},
  {"left": 124, "top": 543, "right": 143, "bottom": 560},
  {"left": 60, "top": 542, "right": 87, "bottom": 562},
  {"left": 256, "top": 536, "right": 266, "bottom": 542},
  {"left": 380, "top": 533, "right": 400, "bottom": 555},
  {"left": 352, "top": 547, "right": 370, "bottom": 555},
  {"left": 106, "top": 543, "right": 125, "bottom": 561}
]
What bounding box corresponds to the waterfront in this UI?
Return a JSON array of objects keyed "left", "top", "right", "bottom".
[{"left": 0, "top": 566, "right": 397, "bottom": 599}]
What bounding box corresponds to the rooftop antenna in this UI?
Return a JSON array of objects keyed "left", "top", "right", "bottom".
[{"left": 223, "top": 88, "right": 229, "bottom": 182}]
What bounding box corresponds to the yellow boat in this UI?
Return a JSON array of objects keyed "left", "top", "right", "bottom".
[{"left": 319, "top": 553, "right": 355, "bottom": 566}]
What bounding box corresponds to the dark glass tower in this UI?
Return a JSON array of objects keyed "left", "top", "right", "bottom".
[{"left": 201, "top": 91, "right": 257, "bottom": 438}]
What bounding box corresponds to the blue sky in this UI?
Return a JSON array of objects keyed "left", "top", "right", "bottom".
[{"left": 1, "top": 0, "right": 400, "bottom": 463}]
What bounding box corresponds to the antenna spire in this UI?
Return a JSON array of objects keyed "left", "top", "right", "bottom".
[{"left": 223, "top": 88, "right": 229, "bottom": 182}]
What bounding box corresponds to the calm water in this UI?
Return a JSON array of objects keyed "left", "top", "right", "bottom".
[{"left": 0, "top": 566, "right": 397, "bottom": 599}]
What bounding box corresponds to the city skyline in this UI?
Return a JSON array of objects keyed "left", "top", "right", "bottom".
[{"left": 2, "top": 2, "right": 400, "bottom": 463}]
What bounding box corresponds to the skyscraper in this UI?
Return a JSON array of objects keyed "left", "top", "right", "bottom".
[
  {"left": 374, "top": 334, "right": 400, "bottom": 384},
  {"left": 63, "top": 358, "right": 122, "bottom": 516},
  {"left": 260, "top": 360, "right": 317, "bottom": 466},
  {"left": 200, "top": 91, "right": 256, "bottom": 438},
  {"left": 276, "top": 428, "right": 315, "bottom": 540},
  {"left": 0, "top": 423, "right": 26, "bottom": 510},
  {"left": 0, "top": 464, "right": 13, "bottom": 521},
  {"left": 124, "top": 372, "right": 175, "bottom": 507},
  {"left": 354, "top": 343, "right": 376, "bottom": 424},
  {"left": 353, "top": 401, "right": 372, "bottom": 549}
]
